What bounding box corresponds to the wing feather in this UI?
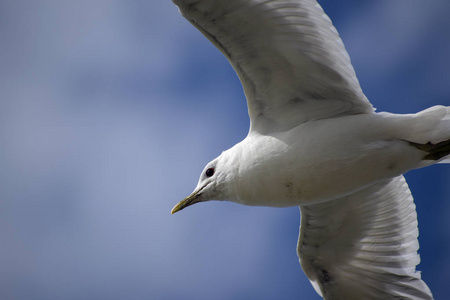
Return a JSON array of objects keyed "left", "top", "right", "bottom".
[
  {"left": 173, "top": 0, "right": 374, "bottom": 133},
  {"left": 298, "top": 176, "right": 433, "bottom": 299}
]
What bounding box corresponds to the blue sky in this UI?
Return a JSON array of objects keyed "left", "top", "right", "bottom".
[{"left": 1, "top": 1, "right": 449, "bottom": 299}]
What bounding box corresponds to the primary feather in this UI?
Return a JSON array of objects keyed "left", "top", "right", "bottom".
[
  {"left": 174, "top": 0, "right": 374, "bottom": 133},
  {"left": 299, "top": 176, "right": 432, "bottom": 299}
]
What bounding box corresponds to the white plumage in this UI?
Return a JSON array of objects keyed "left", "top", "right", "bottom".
[
  {"left": 171, "top": 0, "right": 449, "bottom": 299},
  {"left": 175, "top": 0, "right": 373, "bottom": 133},
  {"left": 299, "top": 176, "right": 431, "bottom": 299}
]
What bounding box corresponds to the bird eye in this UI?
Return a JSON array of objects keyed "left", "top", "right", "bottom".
[{"left": 205, "top": 168, "right": 215, "bottom": 177}]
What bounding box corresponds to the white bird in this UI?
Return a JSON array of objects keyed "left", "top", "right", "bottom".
[{"left": 170, "top": 0, "right": 449, "bottom": 299}]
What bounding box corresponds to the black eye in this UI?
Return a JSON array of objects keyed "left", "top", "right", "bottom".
[{"left": 205, "top": 168, "right": 215, "bottom": 177}]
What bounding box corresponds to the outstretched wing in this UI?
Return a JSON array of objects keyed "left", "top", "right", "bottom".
[
  {"left": 298, "top": 176, "right": 433, "bottom": 299},
  {"left": 173, "top": 0, "right": 374, "bottom": 133}
]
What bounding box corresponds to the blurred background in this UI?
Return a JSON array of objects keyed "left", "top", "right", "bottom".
[{"left": 1, "top": 0, "right": 449, "bottom": 299}]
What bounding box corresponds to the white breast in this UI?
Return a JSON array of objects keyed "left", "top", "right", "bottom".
[{"left": 233, "top": 113, "right": 424, "bottom": 207}]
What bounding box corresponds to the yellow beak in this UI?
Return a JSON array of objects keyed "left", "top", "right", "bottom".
[{"left": 171, "top": 185, "right": 206, "bottom": 214}]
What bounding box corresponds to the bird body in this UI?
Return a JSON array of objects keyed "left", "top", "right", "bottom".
[
  {"left": 222, "top": 112, "right": 428, "bottom": 207},
  {"left": 170, "top": 0, "right": 449, "bottom": 298}
]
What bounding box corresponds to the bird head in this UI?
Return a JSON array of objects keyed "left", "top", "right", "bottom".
[{"left": 171, "top": 151, "right": 238, "bottom": 214}]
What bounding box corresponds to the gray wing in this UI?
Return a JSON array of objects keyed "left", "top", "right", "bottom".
[
  {"left": 298, "top": 176, "right": 433, "bottom": 299},
  {"left": 173, "top": 0, "right": 374, "bottom": 133}
]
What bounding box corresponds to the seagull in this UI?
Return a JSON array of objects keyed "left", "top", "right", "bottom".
[{"left": 170, "top": 0, "right": 449, "bottom": 299}]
